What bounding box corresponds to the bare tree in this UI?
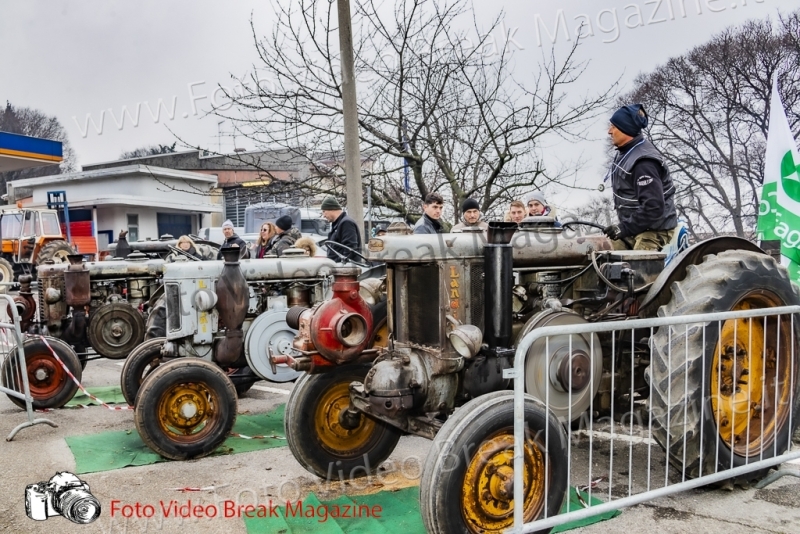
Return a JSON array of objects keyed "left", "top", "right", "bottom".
[
  {"left": 0, "top": 102, "right": 77, "bottom": 195},
  {"left": 562, "top": 195, "right": 615, "bottom": 227},
  {"left": 214, "top": 0, "right": 615, "bottom": 223},
  {"left": 120, "top": 142, "right": 177, "bottom": 160},
  {"left": 622, "top": 11, "right": 800, "bottom": 240}
]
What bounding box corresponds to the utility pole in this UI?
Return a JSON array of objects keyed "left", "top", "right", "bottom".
[{"left": 337, "top": 0, "right": 365, "bottom": 242}]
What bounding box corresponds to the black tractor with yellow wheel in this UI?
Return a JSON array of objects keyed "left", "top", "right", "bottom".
[{"left": 279, "top": 220, "right": 800, "bottom": 533}]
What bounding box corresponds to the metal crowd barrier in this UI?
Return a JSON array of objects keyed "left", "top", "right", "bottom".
[
  {"left": 508, "top": 305, "right": 800, "bottom": 533},
  {"left": 0, "top": 294, "right": 57, "bottom": 440}
]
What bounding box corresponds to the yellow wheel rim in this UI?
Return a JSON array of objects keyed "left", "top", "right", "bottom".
[
  {"left": 315, "top": 380, "right": 377, "bottom": 455},
  {"left": 710, "top": 293, "right": 792, "bottom": 456},
  {"left": 461, "top": 429, "right": 546, "bottom": 533},
  {"left": 157, "top": 383, "right": 216, "bottom": 440}
]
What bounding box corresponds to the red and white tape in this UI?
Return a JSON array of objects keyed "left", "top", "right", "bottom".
[{"left": 40, "top": 336, "right": 133, "bottom": 411}]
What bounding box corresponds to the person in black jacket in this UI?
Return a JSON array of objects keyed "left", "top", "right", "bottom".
[
  {"left": 321, "top": 196, "right": 362, "bottom": 263},
  {"left": 264, "top": 215, "right": 302, "bottom": 256},
  {"left": 603, "top": 104, "right": 677, "bottom": 251},
  {"left": 413, "top": 193, "right": 445, "bottom": 234},
  {"left": 217, "top": 220, "right": 250, "bottom": 259}
]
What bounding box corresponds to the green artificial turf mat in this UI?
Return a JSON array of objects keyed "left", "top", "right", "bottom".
[
  {"left": 244, "top": 484, "right": 620, "bottom": 533},
  {"left": 65, "top": 386, "right": 128, "bottom": 407},
  {"left": 65, "top": 404, "right": 286, "bottom": 474}
]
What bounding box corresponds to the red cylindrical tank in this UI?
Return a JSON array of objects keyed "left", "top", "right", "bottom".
[{"left": 310, "top": 267, "right": 373, "bottom": 364}]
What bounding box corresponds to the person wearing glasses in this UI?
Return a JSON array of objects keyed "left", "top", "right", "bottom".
[{"left": 253, "top": 222, "right": 278, "bottom": 259}]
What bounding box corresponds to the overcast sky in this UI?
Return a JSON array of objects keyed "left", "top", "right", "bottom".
[{"left": 1, "top": 0, "right": 796, "bottom": 209}]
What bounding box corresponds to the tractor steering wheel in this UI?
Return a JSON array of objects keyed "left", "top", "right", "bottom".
[
  {"left": 325, "top": 241, "right": 373, "bottom": 269},
  {"left": 167, "top": 245, "right": 202, "bottom": 261},
  {"left": 561, "top": 220, "right": 606, "bottom": 232}
]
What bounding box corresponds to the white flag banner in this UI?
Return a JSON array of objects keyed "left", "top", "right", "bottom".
[{"left": 758, "top": 77, "right": 800, "bottom": 280}]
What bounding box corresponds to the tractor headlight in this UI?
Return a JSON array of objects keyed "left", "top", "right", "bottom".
[
  {"left": 194, "top": 289, "right": 218, "bottom": 312},
  {"left": 448, "top": 324, "right": 483, "bottom": 359}
]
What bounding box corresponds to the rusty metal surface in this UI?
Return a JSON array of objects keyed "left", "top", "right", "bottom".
[
  {"left": 214, "top": 249, "right": 249, "bottom": 365},
  {"left": 367, "top": 228, "right": 612, "bottom": 267}
]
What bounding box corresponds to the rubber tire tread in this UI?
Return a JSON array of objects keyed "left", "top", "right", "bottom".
[
  {"left": 120, "top": 337, "right": 165, "bottom": 406},
  {"left": 36, "top": 240, "right": 75, "bottom": 266},
  {"left": 134, "top": 358, "right": 237, "bottom": 460},
  {"left": 649, "top": 250, "right": 800, "bottom": 482},
  {"left": 2, "top": 337, "right": 82, "bottom": 410},
  {"left": 285, "top": 364, "right": 402, "bottom": 480},
  {"left": 420, "top": 390, "right": 569, "bottom": 534}
]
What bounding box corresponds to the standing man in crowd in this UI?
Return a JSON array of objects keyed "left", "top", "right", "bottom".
[
  {"left": 452, "top": 198, "right": 488, "bottom": 232},
  {"left": 413, "top": 193, "right": 445, "bottom": 234},
  {"left": 603, "top": 104, "right": 677, "bottom": 251},
  {"left": 508, "top": 200, "right": 526, "bottom": 224},
  {"left": 217, "top": 220, "right": 250, "bottom": 259},
  {"left": 321, "top": 195, "right": 362, "bottom": 263}
]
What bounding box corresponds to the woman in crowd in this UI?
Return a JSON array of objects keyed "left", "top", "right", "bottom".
[{"left": 252, "top": 222, "right": 278, "bottom": 258}]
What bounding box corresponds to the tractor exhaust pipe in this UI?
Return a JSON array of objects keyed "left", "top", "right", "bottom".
[
  {"left": 214, "top": 247, "right": 249, "bottom": 365},
  {"left": 484, "top": 222, "right": 516, "bottom": 349}
]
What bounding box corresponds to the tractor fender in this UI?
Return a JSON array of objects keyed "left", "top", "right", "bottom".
[{"left": 638, "top": 236, "right": 763, "bottom": 318}]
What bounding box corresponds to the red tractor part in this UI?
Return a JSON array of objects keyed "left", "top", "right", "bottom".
[{"left": 294, "top": 267, "right": 373, "bottom": 365}]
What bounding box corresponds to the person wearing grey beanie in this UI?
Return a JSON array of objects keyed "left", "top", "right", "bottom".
[
  {"left": 452, "top": 198, "right": 488, "bottom": 233},
  {"left": 604, "top": 103, "right": 677, "bottom": 251},
  {"left": 216, "top": 220, "right": 250, "bottom": 260}
]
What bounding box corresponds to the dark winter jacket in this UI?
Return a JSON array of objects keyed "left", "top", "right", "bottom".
[
  {"left": 265, "top": 227, "right": 302, "bottom": 257},
  {"left": 326, "top": 212, "right": 362, "bottom": 262},
  {"left": 413, "top": 214, "right": 443, "bottom": 235},
  {"left": 216, "top": 233, "right": 251, "bottom": 260},
  {"left": 607, "top": 135, "right": 677, "bottom": 238}
]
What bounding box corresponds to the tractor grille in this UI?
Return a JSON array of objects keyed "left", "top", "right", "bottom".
[
  {"left": 470, "top": 263, "right": 484, "bottom": 331},
  {"left": 405, "top": 264, "right": 440, "bottom": 346}
]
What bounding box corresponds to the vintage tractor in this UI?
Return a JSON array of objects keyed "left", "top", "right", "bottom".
[
  {"left": 280, "top": 220, "right": 800, "bottom": 533},
  {"left": 0, "top": 206, "right": 80, "bottom": 285},
  {"left": 0, "top": 254, "right": 169, "bottom": 410},
  {"left": 129, "top": 248, "right": 374, "bottom": 460}
]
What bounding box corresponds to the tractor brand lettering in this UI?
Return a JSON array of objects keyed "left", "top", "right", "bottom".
[{"left": 449, "top": 265, "right": 461, "bottom": 318}]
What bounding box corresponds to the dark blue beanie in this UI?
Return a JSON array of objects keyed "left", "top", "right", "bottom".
[{"left": 610, "top": 104, "right": 648, "bottom": 137}]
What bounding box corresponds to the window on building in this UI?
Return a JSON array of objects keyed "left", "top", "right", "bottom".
[{"left": 127, "top": 214, "right": 139, "bottom": 242}]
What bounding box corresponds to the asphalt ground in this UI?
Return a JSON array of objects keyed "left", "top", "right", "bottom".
[{"left": 1, "top": 353, "right": 799, "bottom": 534}]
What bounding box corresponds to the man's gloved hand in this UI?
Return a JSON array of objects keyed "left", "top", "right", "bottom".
[{"left": 603, "top": 224, "right": 622, "bottom": 240}]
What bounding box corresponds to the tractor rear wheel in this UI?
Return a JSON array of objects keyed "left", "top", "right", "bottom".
[
  {"left": 420, "top": 391, "right": 568, "bottom": 534},
  {"left": 120, "top": 337, "right": 165, "bottom": 406},
  {"left": 285, "top": 364, "right": 402, "bottom": 480},
  {"left": 650, "top": 250, "right": 800, "bottom": 482},
  {"left": 2, "top": 337, "right": 81, "bottom": 410},
  {"left": 36, "top": 240, "right": 75, "bottom": 265},
  {"left": 134, "top": 359, "right": 237, "bottom": 460}
]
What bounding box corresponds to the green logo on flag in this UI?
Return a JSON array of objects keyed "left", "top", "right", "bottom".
[{"left": 781, "top": 150, "right": 800, "bottom": 202}]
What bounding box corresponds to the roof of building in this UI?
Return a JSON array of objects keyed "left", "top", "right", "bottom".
[
  {"left": 82, "top": 148, "right": 305, "bottom": 173},
  {"left": 0, "top": 131, "right": 63, "bottom": 172}
]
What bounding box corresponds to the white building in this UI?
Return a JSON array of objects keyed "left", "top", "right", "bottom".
[{"left": 7, "top": 165, "right": 223, "bottom": 250}]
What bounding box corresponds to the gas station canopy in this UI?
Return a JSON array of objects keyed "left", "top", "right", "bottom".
[{"left": 0, "top": 131, "right": 63, "bottom": 172}]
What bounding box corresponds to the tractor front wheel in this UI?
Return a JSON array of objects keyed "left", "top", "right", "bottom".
[
  {"left": 120, "top": 337, "right": 165, "bottom": 406},
  {"left": 420, "top": 391, "right": 568, "bottom": 534},
  {"left": 134, "top": 359, "right": 237, "bottom": 460},
  {"left": 285, "top": 364, "right": 402, "bottom": 480},
  {"left": 36, "top": 240, "right": 75, "bottom": 265}
]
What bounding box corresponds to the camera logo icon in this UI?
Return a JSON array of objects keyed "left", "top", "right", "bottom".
[{"left": 25, "top": 472, "right": 101, "bottom": 524}]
